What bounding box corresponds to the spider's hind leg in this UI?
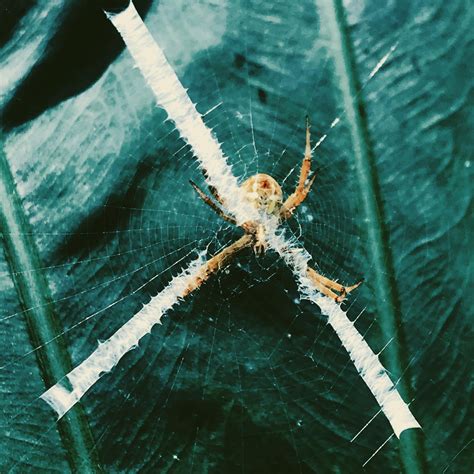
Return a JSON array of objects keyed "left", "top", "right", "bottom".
[{"left": 307, "top": 267, "right": 363, "bottom": 303}]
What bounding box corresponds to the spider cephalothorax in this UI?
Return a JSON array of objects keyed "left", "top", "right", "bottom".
[{"left": 188, "top": 119, "right": 362, "bottom": 302}]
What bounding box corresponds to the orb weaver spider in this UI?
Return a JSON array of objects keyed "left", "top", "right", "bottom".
[{"left": 185, "top": 118, "right": 363, "bottom": 303}]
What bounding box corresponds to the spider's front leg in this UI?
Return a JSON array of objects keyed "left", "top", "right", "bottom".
[
  {"left": 280, "top": 117, "right": 316, "bottom": 220},
  {"left": 307, "top": 266, "right": 363, "bottom": 303}
]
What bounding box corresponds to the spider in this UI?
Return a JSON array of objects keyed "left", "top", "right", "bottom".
[{"left": 185, "top": 118, "right": 363, "bottom": 303}]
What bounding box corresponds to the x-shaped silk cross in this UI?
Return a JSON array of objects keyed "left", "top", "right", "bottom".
[{"left": 41, "top": 1, "right": 420, "bottom": 440}]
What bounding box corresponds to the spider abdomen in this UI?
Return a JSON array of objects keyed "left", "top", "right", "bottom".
[{"left": 240, "top": 173, "right": 283, "bottom": 215}]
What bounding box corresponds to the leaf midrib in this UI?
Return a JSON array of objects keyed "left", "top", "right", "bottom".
[
  {"left": 315, "top": 1, "right": 427, "bottom": 472},
  {"left": 0, "top": 137, "right": 102, "bottom": 473}
]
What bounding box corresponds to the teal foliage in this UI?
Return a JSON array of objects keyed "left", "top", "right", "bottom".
[{"left": 0, "top": 0, "right": 472, "bottom": 472}]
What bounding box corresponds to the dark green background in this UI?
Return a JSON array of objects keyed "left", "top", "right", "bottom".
[{"left": 0, "top": 0, "right": 472, "bottom": 472}]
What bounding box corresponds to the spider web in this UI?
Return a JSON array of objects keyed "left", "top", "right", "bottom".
[{"left": 0, "top": 0, "right": 472, "bottom": 472}]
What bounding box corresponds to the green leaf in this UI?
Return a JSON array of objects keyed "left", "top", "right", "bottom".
[
  {"left": 0, "top": 141, "right": 101, "bottom": 472},
  {"left": 0, "top": 0, "right": 471, "bottom": 472}
]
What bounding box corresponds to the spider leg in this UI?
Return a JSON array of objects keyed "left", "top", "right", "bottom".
[
  {"left": 298, "top": 116, "right": 313, "bottom": 191},
  {"left": 184, "top": 234, "right": 253, "bottom": 296},
  {"left": 201, "top": 169, "right": 225, "bottom": 205},
  {"left": 190, "top": 180, "right": 236, "bottom": 225},
  {"left": 281, "top": 117, "right": 317, "bottom": 220},
  {"left": 307, "top": 266, "right": 363, "bottom": 303}
]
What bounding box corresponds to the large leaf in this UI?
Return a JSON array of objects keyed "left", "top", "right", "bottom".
[{"left": 0, "top": 0, "right": 472, "bottom": 472}]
